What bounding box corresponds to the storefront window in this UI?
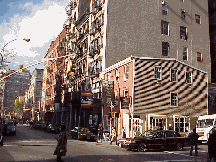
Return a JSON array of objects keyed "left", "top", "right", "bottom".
[{"left": 173, "top": 116, "right": 189, "bottom": 132}]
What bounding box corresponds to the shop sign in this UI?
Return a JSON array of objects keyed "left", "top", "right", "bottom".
[
  {"left": 81, "top": 92, "right": 93, "bottom": 108},
  {"left": 102, "top": 80, "right": 114, "bottom": 107},
  {"left": 121, "top": 97, "right": 130, "bottom": 109}
]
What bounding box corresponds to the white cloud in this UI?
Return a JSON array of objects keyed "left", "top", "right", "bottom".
[
  {"left": 24, "top": 2, "right": 33, "bottom": 7},
  {"left": 1, "top": 0, "right": 68, "bottom": 59}
]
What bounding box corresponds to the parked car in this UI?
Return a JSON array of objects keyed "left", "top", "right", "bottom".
[
  {"left": 6, "top": 121, "right": 16, "bottom": 135},
  {"left": 0, "top": 133, "right": 3, "bottom": 146},
  {"left": 11, "top": 119, "right": 18, "bottom": 126},
  {"left": 41, "top": 121, "right": 49, "bottom": 131},
  {"left": 78, "top": 127, "right": 89, "bottom": 140},
  {"left": 71, "top": 127, "right": 78, "bottom": 139},
  {"left": 47, "top": 124, "right": 60, "bottom": 134},
  {"left": 128, "top": 130, "right": 190, "bottom": 152},
  {"left": 117, "top": 138, "right": 134, "bottom": 148},
  {"left": 33, "top": 120, "right": 41, "bottom": 130},
  {"left": 86, "top": 130, "right": 97, "bottom": 141}
]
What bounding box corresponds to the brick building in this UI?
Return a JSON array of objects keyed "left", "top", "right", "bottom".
[
  {"left": 41, "top": 28, "right": 67, "bottom": 126},
  {"left": 102, "top": 56, "right": 208, "bottom": 137},
  {"left": 63, "top": 0, "right": 211, "bottom": 134}
]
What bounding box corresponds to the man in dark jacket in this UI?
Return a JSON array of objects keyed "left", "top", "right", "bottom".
[
  {"left": 97, "top": 124, "right": 103, "bottom": 143},
  {"left": 208, "top": 129, "right": 216, "bottom": 161},
  {"left": 188, "top": 128, "right": 199, "bottom": 156},
  {"left": 1, "top": 120, "right": 7, "bottom": 136}
]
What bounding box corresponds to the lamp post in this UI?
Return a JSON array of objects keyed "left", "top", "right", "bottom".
[
  {"left": 0, "top": 38, "right": 30, "bottom": 119},
  {"left": 0, "top": 38, "right": 30, "bottom": 66}
]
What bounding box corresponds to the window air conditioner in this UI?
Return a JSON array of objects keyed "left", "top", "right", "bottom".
[{"left": 162, "top": 1, "right": 165, "bottom": 5}]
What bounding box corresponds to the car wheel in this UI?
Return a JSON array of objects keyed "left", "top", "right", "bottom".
[
  {"left": 176, "top": 142, "right": 183, "bottom": 151},
  {"left": 138, "top": 143, "right": 147, "bottom": 152},
  {"left": 127, "top": 145, "right": 131, "bottom": 151}
]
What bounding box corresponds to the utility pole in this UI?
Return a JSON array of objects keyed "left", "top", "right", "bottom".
[{"left": 110, "top": 101, "right": 114, "bottom": 135}]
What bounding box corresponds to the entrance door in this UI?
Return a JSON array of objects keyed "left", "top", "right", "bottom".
[
  {"left": 133, "top": 118, "right": 142, "bottom": 136},
  {"left": 173, "top": 115, "right": 190, "bottom": 132}
]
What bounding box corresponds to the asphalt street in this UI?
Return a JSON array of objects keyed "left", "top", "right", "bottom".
[{"left": 0, "top": 124, "right": 209, "bottom": 162}]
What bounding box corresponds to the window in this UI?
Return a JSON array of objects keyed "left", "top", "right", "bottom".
[
  {"left": 197, "top": 52, "right": 203, "bottom": 62},
  {"left": 183, "top": 47, "right": 188, "bottom": 60},
  {"left": 114, "top": 92, "right": 119, "bottom": 100},
  {"left": 108, "top": 72, "right": 111, "bottom": 80},
  {"left": 124, "top": 65, "right": 129, "bottom": 80},
  {"left": 154, "top": 131, "right": 164, "bottom": 138},
  {"left": 171, "top": 69, "right": 177, "bottom": 81},
  {"left": 162, "top": 2, "right": 168, "bottom": 15},
  {"left": 180, "top": 26, "right": 187, "bottom": 40},
  {"left": 162, "top": 42, "right": 169, "bottom": 56},
  {"left": 180, "top": 0, "right": 184, "bottom": 2},
  {"left": 124, "top": 90, "right": 129, "bottom": 97},
  {"left": 154, "top": 66, "right": 162, "bottom": 80},
  {"left": 181, "top": 9, "right": 185, "bottom": 19},
  {"left": 115, "top": 69, "right": 119, "bottom": 83},
  {"left": 161, "top": 20, "right": 169, "bottom": 35},
  {"left": 115, "top": 69, "right": 119, "bottom": 77},
  {"left": 195, "top": 14, "right": 200, "bottom": 24},
  {"left": 171, "top": 93, "right": 178, "bottom": 106},
  {"left": 186, "top": 71, "right": 192, "bottom": 83}
]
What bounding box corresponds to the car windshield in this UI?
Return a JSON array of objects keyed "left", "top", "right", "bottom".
[
  {"left": 144, "top": 131, "right": 155, "bottom": 137},
  {"left": 197, "top": 119, "right": 214, "bottom": 127},
  {"left": 7, "top": 122, "right": 14, "bottom": 126},
  {"left": 80, "top": 128, "right": 88, "bottom": 132}
]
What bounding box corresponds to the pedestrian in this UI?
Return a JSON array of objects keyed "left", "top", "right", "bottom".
[
  {"left": 0, "top": 120, "right": 2, "bottom": 134},
  {"left": 53, "top": 125, "right": 67, "bottom": 162},
  {"left": 122, "top": 127, "right": 126, "bottom": 138},
  {"left": 208, "top": 128, "right": 216, "bottom": 162},
  {"left": 136, "top": 128, "right": 141, "bottom": 137},
  {"left": 1, "top": 120, "right": 7, "bottom": 136},
  {"left": 97, "top": 124, "right": 103, "bottom": 143},
  {"left": 188, "top": 128, "right": 199, "bottom": 156},
  {"left": 110, "top": 126, "right": 116, "bottom": 144}
]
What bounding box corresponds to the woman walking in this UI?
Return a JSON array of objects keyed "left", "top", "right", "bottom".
[
  {"left": 54, "top": 125, "right": 67, "bottom": 162},
  {"left": 110, "top": 126, "right": 116, "bottom": 144}
]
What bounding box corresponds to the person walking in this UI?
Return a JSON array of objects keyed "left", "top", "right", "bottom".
[
  {"left": 110, "top": 126, "right": 116, "bottom": 144},
  {"left": 208, "top": 129, "right": 216, "bottom": 162},
  {"left": 1, "top": 120, "right": 7, "bottom": 136},
  {"left": 97, "top": 124, "right": 103, "bottom": 143},
  {"left": 122, "top": 127, "right": 126, "bottom": 138},
  {"left": 54, "top": 125, "right": 67, "bottom": 162},
  {"left": 188, "top": 128, "right": 199, "bottom": 156}
]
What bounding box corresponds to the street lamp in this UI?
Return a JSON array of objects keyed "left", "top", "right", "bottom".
[
  {"left": 0, "top": 38, "right": 30, "bottom": 118},
  {"left": 0, "top": 38, "right": 30, "bottom": 66}
]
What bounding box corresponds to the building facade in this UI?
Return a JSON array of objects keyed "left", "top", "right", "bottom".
[
  {"left": 23, "top": 68, "right": 43, "bottom": 121},
  {"left": 41, "top": 28, "right": 67, "bottom": 126},
  {"left": 3, "top": 65, "right": 31, "bottom": 115},
  {"left": 62, "top": 0, "right": 211, "bottom": 133},
  {"left": 208, "top": 0, "right": 216, "bottom": 83},
  {"left": 102, "top": 56, "right": 208, "bottom": 137}
]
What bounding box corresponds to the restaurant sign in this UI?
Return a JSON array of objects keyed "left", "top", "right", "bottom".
[{"left": 121, "top": 97, "right": 130, "bottom": 109}]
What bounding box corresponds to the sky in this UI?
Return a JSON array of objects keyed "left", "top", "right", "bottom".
[{"left": 0, "top": 0, "right": 69, "bottom": 73}]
